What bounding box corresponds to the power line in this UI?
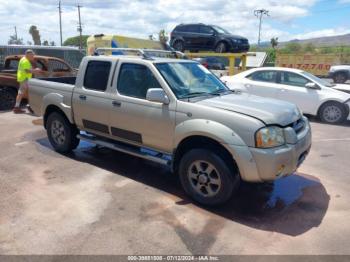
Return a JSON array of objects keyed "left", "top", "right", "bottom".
[{"left": 254, "top": 9, "right": 269, "bottom": 47}]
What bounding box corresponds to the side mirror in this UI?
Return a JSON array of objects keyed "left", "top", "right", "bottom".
[
  {"left": 305, "top": 82, "right": 319, "bottom": 89},
  {"left": 146, "top": 88, "right": 170, "bottom": 104}
]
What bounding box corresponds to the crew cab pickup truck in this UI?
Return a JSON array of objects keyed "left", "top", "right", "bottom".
[
  {"left": 28, "top": 50, "right": 312, "bottom": 205},
  {"left": 0, "top": 55, "right": 76, "bottom": 110}
]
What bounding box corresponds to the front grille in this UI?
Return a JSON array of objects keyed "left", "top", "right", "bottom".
[{"left": 289, "top": 118, "right": 305, "bottom": 134}]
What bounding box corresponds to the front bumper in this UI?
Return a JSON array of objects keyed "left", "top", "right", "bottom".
[{"left": 226, "top": 117, "right": 312, "bottom": 182}]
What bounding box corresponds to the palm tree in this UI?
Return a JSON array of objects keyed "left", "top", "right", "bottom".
[
  {"left": 29, "top": 25, "right": 41, "bottom": 45},
  {"left": 270, "top": 37, "right": 279, "bottom": 49}
]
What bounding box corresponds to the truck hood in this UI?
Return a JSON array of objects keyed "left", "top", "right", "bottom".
[{"left": 196, "top": 93, "right": 301, "bottom": 126}]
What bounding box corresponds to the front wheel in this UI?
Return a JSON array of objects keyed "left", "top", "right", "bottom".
[
  {"left": 318, "top": 101, "right": 348, "bottom": 124},
  {"left": 46, "top": 112, "right": 80, "bottom": 153},
  {"left": 179, "top": 149, "right": 240, "bottom": 205}
]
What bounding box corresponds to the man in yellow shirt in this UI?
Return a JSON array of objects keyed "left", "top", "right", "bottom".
[{"left": 13, "top": 49, "right": 41, "bottom": 113}]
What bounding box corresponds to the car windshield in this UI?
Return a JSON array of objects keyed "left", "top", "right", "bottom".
[
  {"left": 155, "top": 62, "right": 229, "bottom": 99},
  {"left": 211, "top": 25, "right": 231, "bottom": 34},
  {"left": 301, "top": 71, "right": 335, "bottom": 87}
]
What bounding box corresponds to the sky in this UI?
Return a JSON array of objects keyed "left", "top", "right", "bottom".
[{"left": 0, "top": 0, "right": 350, "bottom": 45}]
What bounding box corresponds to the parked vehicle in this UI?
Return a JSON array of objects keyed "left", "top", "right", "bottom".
[
  {"left": 170, "top": 23, "right": 250, "bottom": 53},
  {"left": 222, "top": 67, "right": 350, "bottom": 124},
  {"left": 29, "top": 49, "right": 311, "bottom": 206},
  {"left": 193, "top": 57, "right": 226, "bottom": 70},
  {"left": 329, "top": 65, "right": 350, "bottom": 84},
  {"left": 0, "top": 55, "right": 76, "bottom": 110}
]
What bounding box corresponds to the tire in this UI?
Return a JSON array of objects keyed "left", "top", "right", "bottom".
[
  {"left": 0, "top": 87, "right": 17, "bottom": 111},
  {"left": 178, "top": 149, "right": 240, "bottom": 205},
  {"left": 318, "top": 101, "right": 348, "bottom": 124},
  {"left": 215, "top": 42, "right": 227, "bottom": 53},
  {"left": 333, "top": 72, "right": 348, "bottom": 84},
  {"left": 46, "top": 112, "right": 80, "bottom": 153},
  {"left": 173, "top": 40, "right": 185, "bottom": 52}
]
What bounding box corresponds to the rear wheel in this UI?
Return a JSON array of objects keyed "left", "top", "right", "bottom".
[
  {"left": 0, "top": 87, "right": 17, "bottom": 111},
  {"left": 173, "top": 40, "right": 185, "bottom": 52},
  {"left": 318, "top": 101, "right": 348, "bottom": 124},
  {"left": 46, "top": 112, "right": 80, "bottom": 153},
  {"left": 215, "top": 42, "right": 227, "bottom": 53},
  {"left": 333, "top": 72, "right": 348, "bottom": 84},
  {"left": 179, "top": 149, "right": 240, "bottom": 205}
]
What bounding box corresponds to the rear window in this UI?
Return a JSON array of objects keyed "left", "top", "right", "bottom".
[{"left": 84, "top": 61, "right": 111, "bottom": 91}]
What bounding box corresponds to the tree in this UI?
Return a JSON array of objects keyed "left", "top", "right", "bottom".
[
  {"left": 149, "top": 34, "right": 154, "bottom": 40},
  {"left": 63, "top": 35, "right": 89, "bottom": 48},
  {"left": 270, "top": 37, "right": 278, "bottom": 49},
  {"left": 50, "top": 41, "right": 55, "bottom": 46},
  {"left": 27, "top": 41, "right": 32, "bottom": 45},
  {"left": 158, "top": 29, "right": 168, "bottom": 44},
  {"left": 43, "top": 40, "right": 49, "bottom": 46},
  {"left": 8, "top": 34, "right": 23, "bottom": 45},
  {"left": 284, "top": 42, "right": 302, "bottom": 53},
  {"left": 303, "top": 43, "right": 315, "bottom": 53},
  {"left": 29, "top": 25, "right": 41, "bottom": 45}
]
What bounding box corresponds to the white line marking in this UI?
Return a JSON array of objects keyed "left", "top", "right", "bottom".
[
  {"left": 313, "top": 138, "right": 350, "bottom": 142},
  {"left": 14, "top": 141, "right": 30, "bottom": 146}
]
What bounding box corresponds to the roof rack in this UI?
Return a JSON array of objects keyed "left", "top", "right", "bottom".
[{"left": 94, "top": 48, "right": 186, "bottom": 60}]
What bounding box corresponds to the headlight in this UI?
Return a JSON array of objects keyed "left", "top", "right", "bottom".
[
  {"left": 255, "top": 126, "right": 285, "bottom": 148},
  {"left": 231, "top": 39, "right": 240, "bottom": 44}
]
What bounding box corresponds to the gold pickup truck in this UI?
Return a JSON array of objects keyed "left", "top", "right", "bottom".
[{"left": 28, "top": 49, "right": 312, "bottom": 206}]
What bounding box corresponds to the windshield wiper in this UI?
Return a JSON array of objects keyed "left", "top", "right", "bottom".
[
  {"left": 180, "top": 92, "right": 218, "bottom": 99},
  {"left": 210, "top": 89, "right": 234, "bottom": 96}
]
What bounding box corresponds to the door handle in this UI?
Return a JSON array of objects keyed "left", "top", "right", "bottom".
[
  {"left": 79, "top": 95, "right": 87, "bottom": 100},
  {"left": 112, "top": 100, "right": 121, "bottom": 107},
  {"left": 280, "top": 89, "right": 286, "bottom": 92}
]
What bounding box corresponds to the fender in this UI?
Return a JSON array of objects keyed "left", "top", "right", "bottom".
[
  {"left": 42, "top": 93, "right": 74, "bottom": 124},
  {"left": 174, "top": 119, "right": 246, "bottom": 148}
]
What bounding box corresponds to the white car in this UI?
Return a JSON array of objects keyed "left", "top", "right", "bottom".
[{"left": 221, "top": 67, "right": 350, "bottom": 124}]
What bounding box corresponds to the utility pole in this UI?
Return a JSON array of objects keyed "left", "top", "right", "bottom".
[
  {"left": 14, "top": 26, "right": 18, "bottom": 41},
  {"left": 254, "top": 9, "right": 269, "bottom": 47},
  {"left": 58, "top": 0, "right": 63, "bottom": 46},
  {"left": 77, "top": 4, "right": 83, "bottom": 50}
]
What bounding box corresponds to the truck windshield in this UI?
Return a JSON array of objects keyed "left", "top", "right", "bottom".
[{"left": 155, "top": 62, "right": 228, "bottom": 99}]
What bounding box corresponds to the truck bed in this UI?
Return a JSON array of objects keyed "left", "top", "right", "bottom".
[{"left": 28, "top": 77, "right": 77, "bottom": 118}]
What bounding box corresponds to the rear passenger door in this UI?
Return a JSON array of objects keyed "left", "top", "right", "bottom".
[
  {"left": 109, "top": 62, "right": 176, "bottom": 153},
  {"left": 244, "top": 70, "right": 279, "bottom": 98},
  {"left": 72, "top": 60, "right": 114, "bottom": 136},
  {"left": 183, "top": 25, "right": 200, "bottom": 49}
]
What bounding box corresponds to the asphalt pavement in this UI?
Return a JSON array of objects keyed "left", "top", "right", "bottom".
[{"left": 0, "top": 112, "right": 350, "bottom": 255}]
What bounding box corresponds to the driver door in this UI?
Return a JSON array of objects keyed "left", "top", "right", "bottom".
[
  {"left": 276, "top": 71, "right": 321, "bottom": 114},
  {"left": 109, "top": 62, "right": 176, "bottom": 153}
]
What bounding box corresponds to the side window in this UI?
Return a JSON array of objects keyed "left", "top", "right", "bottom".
[
  {"left": 280, "top": 72, "right": 309, "bottom": 87},
  {"left": 34, "top": 60, "right": 47, "bottom": 70},
  {"left": 248, "top": 71, "right": 277, "bottom": 83},
  {"left": 186, "top": 25, "right": 200, "bottom": 33},
  {"left": 7, "top": 59, "right": 19, "bottom": 69},
  {"left": 48, "top": 59, "right": 70, "bottom": 72},
  {"left": 200, "top": 26, "right": 214, "bottom": 34},
  {"left": 117, "top": 63, "right": 162, "bottom": 99},
  {"left": 84, "top": 61, "right": 111, "bottom": 91},
  {"left": 175, "top": 26, "right": 186, "bottom": 32}
]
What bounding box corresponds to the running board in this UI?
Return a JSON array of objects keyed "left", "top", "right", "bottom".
[{"left": 77, "top": 134, "right": 172, "bottom": 166}]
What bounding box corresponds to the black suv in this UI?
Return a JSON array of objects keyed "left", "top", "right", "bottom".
[{"left": 170, "top": 23, "right": 249, "bottom": 53}]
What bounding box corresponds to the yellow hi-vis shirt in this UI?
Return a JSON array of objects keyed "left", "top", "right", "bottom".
[{"left": 17, "top": 57, "right": 32, "bottom": 83}]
